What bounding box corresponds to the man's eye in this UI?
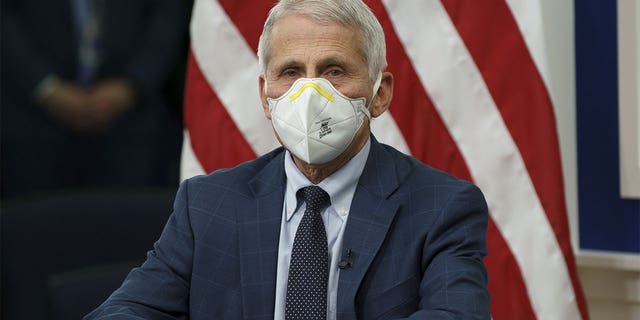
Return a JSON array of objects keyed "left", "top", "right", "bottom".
[
  {"left": 327, "top": 69, "right": 343, "bottom": 77},
  {"left": 283, "top": 70, "right": 298, "bottom": 77}
]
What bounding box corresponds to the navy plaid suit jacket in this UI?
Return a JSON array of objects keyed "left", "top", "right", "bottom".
[{"left": 86, "top": 136, "right": 491, "bottom": 319}]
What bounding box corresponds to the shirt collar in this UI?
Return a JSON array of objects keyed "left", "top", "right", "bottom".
[{"left": 283, "top": 138, "right": 371, "bottom": 221}]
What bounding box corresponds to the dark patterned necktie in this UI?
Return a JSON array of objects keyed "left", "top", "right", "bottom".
[{"left": 285, "top": 186, "right": 330, "bottom": 320}]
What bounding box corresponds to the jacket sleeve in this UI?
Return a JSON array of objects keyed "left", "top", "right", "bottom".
[
  {"left": 403, "top": 183, "right": 491, "bottom": 319},
  {"left": 84, "top": 180, "right": 195, "bottom": 320}
]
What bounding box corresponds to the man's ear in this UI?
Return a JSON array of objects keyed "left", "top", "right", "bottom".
[
  {"left": 259, "top": 75, "right": 271, "bottom": 120},
  {"left": 370, "top": 72, "right": 393, "bottom": 118}
]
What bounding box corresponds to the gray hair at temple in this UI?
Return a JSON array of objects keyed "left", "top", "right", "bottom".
[{"left": 257, "top": 0, "right": 387, "bottom": 82}]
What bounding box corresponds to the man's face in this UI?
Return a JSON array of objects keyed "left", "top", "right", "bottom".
[
  {"left": 260, "top": 14, "right": 374, "bottom": 117},
  {"left": 258, "top": 13, "right": 393, "bottom": 168}
]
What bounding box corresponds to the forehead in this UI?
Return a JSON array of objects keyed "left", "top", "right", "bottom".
[{"left": 266, "top": 14, "right": 365, "bottom": 69}]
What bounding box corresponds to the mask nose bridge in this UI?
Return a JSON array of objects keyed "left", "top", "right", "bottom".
[{"left": 289, "top": 81, "right": 335, "bottom": 103}]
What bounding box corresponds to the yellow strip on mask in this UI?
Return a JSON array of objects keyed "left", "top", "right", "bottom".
[{"left": 289, "top": 82, "right": 335, "bottom": 102}]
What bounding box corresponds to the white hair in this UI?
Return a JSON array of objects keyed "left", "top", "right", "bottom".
[{"left": 257, "top": 0, "right": 387, "bottom": 82}]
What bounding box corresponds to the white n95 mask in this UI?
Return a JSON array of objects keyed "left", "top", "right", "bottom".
[{"left": 267, "top": 76, "right": 381, "bottom": 164}]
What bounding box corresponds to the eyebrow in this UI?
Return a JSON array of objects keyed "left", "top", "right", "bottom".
[
  {"left": 318, "top": 56, "right": 350, "bottom": 69},
  {"left": 274, "top": 60, "right": 301, "bottom": 72},
  {"left": 272, "top": 56, "right": 351, "bottom": 73}
]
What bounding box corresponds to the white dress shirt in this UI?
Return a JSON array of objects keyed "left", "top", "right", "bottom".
[{"left": 273, "top": 138, "right": 371, "bottom": 320}]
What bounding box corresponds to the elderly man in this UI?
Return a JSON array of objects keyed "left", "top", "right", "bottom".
[{"left": 86, "top": 0, "right": 490, "bottom": 319}]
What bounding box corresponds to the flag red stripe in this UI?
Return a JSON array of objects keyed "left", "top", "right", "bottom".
[
  {"left": 485, "top": 220, "right": 537, "bottom": 319},
  {"left": 184, "top": 52, "right": 257, "bottom": 171},
  {"left": 440, "top": 1, "right": 588, "bottom": 318},
  {"left": 442, "top": 0, "right": 567, "bottom": 243},
  {"left": 369, "top": 1, "right": 468, "bottom": 175},
  {"left": 218, "top": 1, "right": 273, "bottom": 53},
  {"left": 369, "top": 2, "right": 538, "bottom": 318}
]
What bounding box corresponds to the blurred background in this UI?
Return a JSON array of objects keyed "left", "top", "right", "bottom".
[
  {"left": 1, "top": 0, "right": 639, "bottom": 319},
  {"left": 1, "top": 0, "right": 192, "bottom": 319}
]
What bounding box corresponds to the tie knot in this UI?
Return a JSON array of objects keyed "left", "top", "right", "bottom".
[{"left": 300, "top": 186, "right": 330, "bottom": 212}]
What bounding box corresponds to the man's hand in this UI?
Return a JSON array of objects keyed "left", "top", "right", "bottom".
[
  {"left": 39, "top": 80, "right": 93, "bottom": 132},
  {"left": 39, "top": 78, "right": 137, "bottom": 133},
  {"left": 87, "top": 78, "right": 137, "bottom": 132}
]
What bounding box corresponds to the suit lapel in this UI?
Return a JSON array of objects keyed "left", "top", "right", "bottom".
[
  {"left": 337, "top": 137, "right": 402, "bottom": 316},
  {"left": 234, "top": 140, "right": 402, "bottom": 317},
  {"left": 237, "top": 151, "right": 286, "bottom": 319}
]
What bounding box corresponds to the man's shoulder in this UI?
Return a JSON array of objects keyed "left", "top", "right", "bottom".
[
  {"left": 185, "top": 147, "right": 286, "bottom": 193},
  {"left": 376, "top": 142, "right": 486, "bottom": 211},
  {"left": 376, "top": 142, "right": 476, "bottom": 190}
]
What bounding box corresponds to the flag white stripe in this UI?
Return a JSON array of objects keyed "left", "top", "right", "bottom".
[
  {"left": 370, "top": 112, "right": 412, "bottom": 155},
  {"left": 504, "top": 0, "right": 553, "bottom": 92},
  {"left": 191, "top": 0, "right": 279, "bottom": 156},
  {"left": 180, "top": 130, "right": 206, "bottom": 180},
  {"left": 382, "top": 1, "right": 581, "bottom": 319}
]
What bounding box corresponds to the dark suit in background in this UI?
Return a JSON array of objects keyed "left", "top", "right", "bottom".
[
  {"left": 86, "top": 137, "right": 490, "bottom": 319},
  {"left": 1, "top": 0, "right": 191, "bottom": 198}
]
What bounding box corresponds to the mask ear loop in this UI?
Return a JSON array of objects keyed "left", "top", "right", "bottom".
[
  {"left": 357, "top": 72, "right": 382, "bottom": 125},
  {"left": 369, "top": 72, "right": 383, "bottom": 108}
]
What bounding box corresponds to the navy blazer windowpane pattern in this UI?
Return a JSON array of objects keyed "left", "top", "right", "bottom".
[{"left": 85, "top": 136, "right": 491, "bottom": 320}]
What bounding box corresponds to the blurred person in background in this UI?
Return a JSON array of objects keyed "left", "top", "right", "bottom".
[{"left": 1, "top": 0, "right": 191, "bottom": 199}]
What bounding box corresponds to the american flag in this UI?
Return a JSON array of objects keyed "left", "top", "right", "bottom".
[{"left": 180, "top": 1, "right": 589, "bottom": 319}]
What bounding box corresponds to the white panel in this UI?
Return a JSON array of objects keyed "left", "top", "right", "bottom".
[{"left": 618, "top": 0, "right": 640, "bottom": 198}]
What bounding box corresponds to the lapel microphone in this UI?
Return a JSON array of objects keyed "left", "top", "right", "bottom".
[{"left": 338, "top": 248, "right": 353, "bottom": 269}]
